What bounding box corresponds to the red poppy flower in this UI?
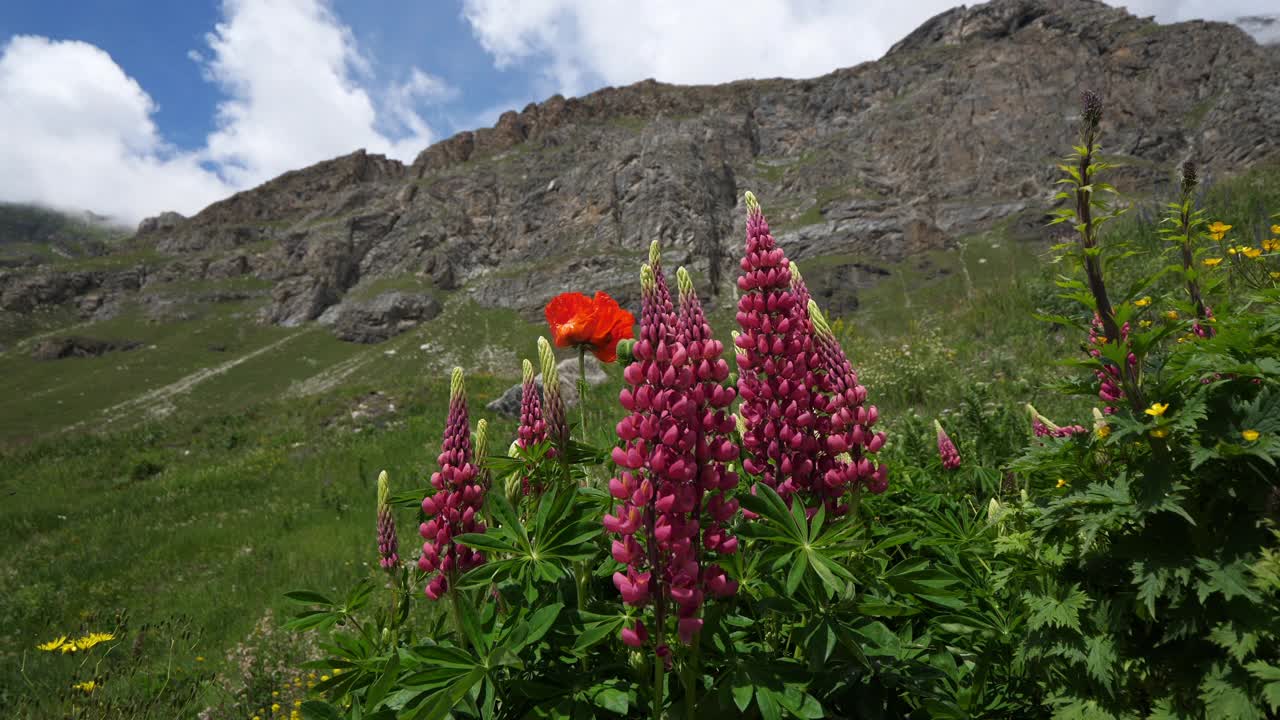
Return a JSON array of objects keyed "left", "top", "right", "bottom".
[{"left": 545, "top": 291, "right": 635, "bottom": 362}]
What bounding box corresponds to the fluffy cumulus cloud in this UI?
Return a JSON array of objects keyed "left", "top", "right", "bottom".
[
  {"left": 0, "top": 36, "right": 234, "bottom": 224},
  {"left": 462, "top": 0, "right": 1279, "bottom": 97},
  {"left": 0, "top": 0, "right": 448, "bottom": 224}
]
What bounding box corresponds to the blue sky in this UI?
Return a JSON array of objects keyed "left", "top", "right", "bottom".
[{"left": 0, "top": 0, "right": 1274, "bottom": 223}]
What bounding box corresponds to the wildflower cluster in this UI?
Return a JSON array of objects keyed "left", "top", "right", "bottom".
[
  {"left": 934, "top": 420, "right": 961, "bottom": 470},
  {"left": 375, "top": 471, "right": 398, "bottom": 572},
  {"left": 37, "top": 631, "right": 115, "bottom": 654},
  {"left": 515, "top": 358, "right": 551, "bottom": 495}
]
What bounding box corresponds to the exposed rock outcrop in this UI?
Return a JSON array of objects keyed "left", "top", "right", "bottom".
[{"left": 8, "top": 0, "right": 1280, "bottom": 335}]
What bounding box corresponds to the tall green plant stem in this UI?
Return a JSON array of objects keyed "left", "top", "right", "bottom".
[
  {"left": 577, "top": 346, "right": 589, "bottom": 450},
  {"left": 447, "top": 575, "right": 468, "bottom": 651},
  {"left": 1177, "top": 200, "right": 1209, "bottom": 324}
]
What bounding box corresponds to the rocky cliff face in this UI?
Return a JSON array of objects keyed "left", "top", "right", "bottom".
[{"left": 5, "top": 0, "right": 1280, "bottom": 337}]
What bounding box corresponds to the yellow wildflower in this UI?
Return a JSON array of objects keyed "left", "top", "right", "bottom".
[
  {"left": 1165, "top": 310, "right": 1179, "bottom": 320},
  {"left": 253, "top": 717, "right": 261, "bottom": 720},
  {"left": 72, "top": 680, "right": 97, "bottom": 692},
  {"left": 308, "top": 672, "right": 317, "bottom": 679},
  {"left": 1271, "top": 224, "right": 1280, "bottom": 235},
  {"left": 1243, "top": 247, "right": 1262, "bottom": 259},
  {"left": 295, "top": 700, "right": 303, "bottom": 707},
  {"left": 1208, "top": 221, "right": 1232, "bottom": 235},
  {"left": 60, "top": 642, "right": 80, "bottom": 654},
  {"left": 37, "top": 636, "right": 68, "bottom": 652},
  {"left": 1150, "top": 428, "right": 1170, "bottom": 438},
  {"left": 1271, "top": 272, "right": 1280, "bottom": 280},
  {"left": 73, "top": 632, "right": 115, "bottom": 651},
  {"left": 320, "top": 674, "right": 330, "bottom": 682},
  {"left": 273, "top": 691, "right": 280, "bottom": 697},
  {"left": 1202, "top": 257, "right": 1222, "bottom": 267},
  {"left": 1263, "top": 239, "right": 1280, "bottom": 252},
  {"left": 1134, "top": 296, "right": 1151, "bottom": 307},
  {"left": 1227, "top": 246, "right": 1238, "bottom": 255},
  {"left": 332, "top": 668, "right": 342, "bottom": 675},
  {"left": 1242, "top": 429, "right": 1261, "bottom": 442},
  {"left": 1140, "top": 319, "right": 1153, "bottom": 328},
  {"left": 272, "top": 703, "right": 281, "bottom": 713},
  {"left": 1096, "top": 424, "right": 1111, "bottom": 439},
  {"left": 196, "top": 656, "right": 205, "bottom": 662},
  {"left": 1145, "top": 402, "right": 1169, "bottom": 417},
  {"left": 1056, "top": 478, "right": 1068, "bottom": 489}
]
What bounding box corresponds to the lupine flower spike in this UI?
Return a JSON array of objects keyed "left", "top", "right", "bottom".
[
  {"left": 516, "top": 358, "right": 551, "bottom": 496},
  {"left": 1026, "top": 403, "right": 1086, "bottom": 438},
  {"left": 376, "top": 471, "right": 399, "bottom": 572},
  {"left": 934, "top": 420, "right": 961, "bottom": 470},
  {"left": 807, "top": 301, "right": 888, "bottom": 494},
  {"left": 734, "top": 192, "right": 886, "bottom": 514},
  {"left": 607, "top": 263, "right": 740, "bottom": 652},
  {"left": 474, "top": 419, "right": 491, "bottom": 488},
  {"left": 537, "top": 337, "right": 569, "bottom": 450},
  {"left": 419, "top": 368, "right": 486, "bottom": 600}
]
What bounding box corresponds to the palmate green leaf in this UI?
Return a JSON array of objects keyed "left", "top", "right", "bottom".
[
  {"left": 362, "top": 649, "right": 401, "bottom": 713},
  {"left": 285, "top": 590, "right": 337, "bottom": 606},
  {"left": 410, "top": 666, "right": 487, "bottom": 720},
  {"left": 1023, "top": 585, "right": 1090, "bottom": 632},
  {"left": 282, "top": 609, "right": 340, "bottom": 632}
]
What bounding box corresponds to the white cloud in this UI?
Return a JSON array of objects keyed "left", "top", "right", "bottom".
[
  {"left": 0, "top": 35, "right": 235, "bottom": 224},
  {"left": 461, "top": 1, "right": 963, "bottom": 95},
  {"left": 462, "top": 0, "right": 1278, "bottom": 96},
  {"left": 0, "top": 0, "right": 449, "bottom": 224}
]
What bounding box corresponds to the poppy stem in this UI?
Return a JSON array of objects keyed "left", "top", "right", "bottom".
[{"left": 577, "top": 346, "right": 589, "bottom": 452}]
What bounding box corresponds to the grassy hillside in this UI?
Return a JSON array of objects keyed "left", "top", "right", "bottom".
[{"left": 2, "top": 162, "right": 1278, "bottom": 715}]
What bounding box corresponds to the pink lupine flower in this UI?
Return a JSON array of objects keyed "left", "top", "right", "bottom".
[
  {"left": 734, "top": 192, "right": 886, "bottom": 512},
  {"left": 418, "top": 368, "right": 486, "bottom": 601},
  {"left": 605, "top": 261, "right": 740, "bottom": 650},
  {"left": 1026, "top": 403, "right": 1087, "bottom": 439},
  {"left": 934, "top": 420, "right": 961, "bottom": 470},
  {"left": 516, "top": 358, "right": 552, "bottom": 496},
  {"left": 807, "top": 300, "right": 888, "bottom": 495},
  {"left": 376, "top": 471, "right": 399, "bottom": 571},
  {"left": 1087, "top": 313, "right": 1132, "bottom": 412},
  {"left": 1192, "top": 304, "right": 1215, "bottom": 339}
]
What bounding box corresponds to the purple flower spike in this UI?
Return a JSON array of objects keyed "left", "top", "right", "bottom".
[
  {"left": 376, "top": 471, "right": 399, "bottom": 571},
  {"left": 934, "top": 420, "right": 961, "bottom": 471},
  {"left": 606, "top": 263, "right": 740, "bottom": 650},
  {"left": 516, "top": 358, "right": 552, "bottom": 496},
  {"left": 733, "top": 191, "right": 888, "bottom": 513},
  {"left": 419, "top": 368, "right": 486, "bottom": 601}
]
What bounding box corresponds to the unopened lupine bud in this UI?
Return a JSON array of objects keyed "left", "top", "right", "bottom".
[
  {"left": 537, "top": 337, "right": 568, "bottom": 449},
  {"left": 376, "top": 471, "right": 399, "bottom": 571},
  {"left": 474, "top": 418, "right": 490, "bottom": 488},
  {"left": 1080, "top": 89, "right": 1103, "bottom": 130},
  {"left": 934, "top": 420, "right": 961, "bottom": 470}
]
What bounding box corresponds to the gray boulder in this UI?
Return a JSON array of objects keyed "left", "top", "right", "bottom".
[
  {"left": 329, "top": 291, "right": 442, "bottom": 343},
  {"left": 486, "top": 354, "right": 609, "bottom": 417}
]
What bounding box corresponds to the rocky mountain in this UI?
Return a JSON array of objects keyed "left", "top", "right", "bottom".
[{"left": 4, "top": 0, "right": 1280, "bottom": 340}]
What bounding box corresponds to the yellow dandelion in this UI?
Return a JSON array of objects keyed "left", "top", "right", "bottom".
[
  {"left": 1134, "top": 296, "right": 1151, "bottom": 307},
  {"left": 1242, "top": 429, "right": 1260, "bottom": 442},
  {"left": 37, "top": 635, "right": 68, "bottom": 652},
  {"left": 1145, "top": 402, "right": 1169, "bottom": 417},
  {"left": 1202, "top": 257, "right": 1222, "bottom": 267},
  {"left": 1243, "top": 247, "right": 1262, "bottom": 259},
  {"left": 1056, "top": 478, "right": 1068, "bottom": 489},
  {"left": 272, "top": 703, "right": 281, "bottom": 713},
  {"left": 72, "top": 680, "right": 97, "bottom": 693},
  {"left": 1165, "top": 310, "right": 1179, "bottom": 320},
  {"left": 1150, "top": 427, "right": 1170, "bottom": 438}
]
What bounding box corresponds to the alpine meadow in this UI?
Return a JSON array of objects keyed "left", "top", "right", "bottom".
[{"left": 3, "top": 1, "right": 1280, "bottom": 719}]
